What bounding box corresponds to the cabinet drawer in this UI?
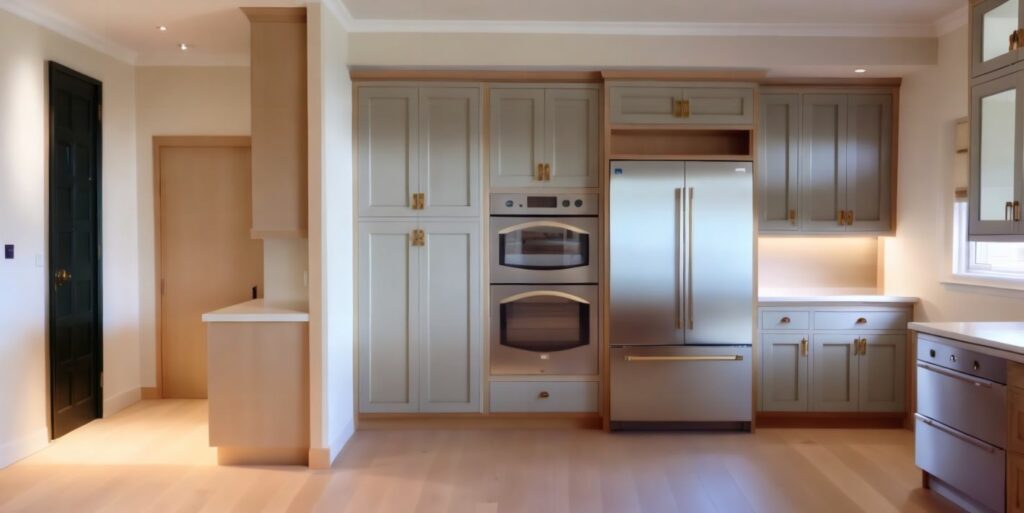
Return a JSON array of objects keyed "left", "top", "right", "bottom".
[
  {"left": 490, "top": 381, "right": 598, "bottom": 413},
  {"left": 915, "top": 415, "right": 1005, "bottom": 513},
  {"left": 813, "top": 310, "right": 907, "bottom": 331},
  {"left": 609, "top": 86, "right": 753, "bottom": 125},
  {"left": 760, "top": 310, "right": 810, "bottom": 330}
]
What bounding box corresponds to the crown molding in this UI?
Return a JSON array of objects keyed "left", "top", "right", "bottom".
[
  {"left": 934, "top": 5, "right": 968, "bottom": 36},
  {"left": 0, "top": 0, "right": 137, "bottom": 63},
  {"left": 317, "top": 0, "right": 355, "bottom": 31}
]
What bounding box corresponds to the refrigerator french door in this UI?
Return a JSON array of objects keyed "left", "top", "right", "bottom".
[{"left": 609, "top": 161, "right": 754, "bottom": 429}]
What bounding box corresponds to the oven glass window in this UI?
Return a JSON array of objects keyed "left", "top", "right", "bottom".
[
  {"left": 500, "top": 294, "right": 589, "bottom": 352},
  {"left": 499, "top": 225, "right": 589, "bottom": 270}
]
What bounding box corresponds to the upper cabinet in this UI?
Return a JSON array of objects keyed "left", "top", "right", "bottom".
[
  {"left": 358, "top": 86, "right": 481, "bottom": 218},
  {"left": 489, "top": 86, "right": 599, "bottom": 189},
  {"left": 610, "top": 85, "right": 754, "bottom": 125},
  {"left": 759, "top": 91, "right": 894, "bottom": 235},
  {"left": 971, "top": 0, "right": 1023, "bottom": 79},
  {"left": 969, "top": 72, "right": 1024, "bottom": 238},
  {"left": 244, "top": 8, "right": 308, "bottom": 239}
]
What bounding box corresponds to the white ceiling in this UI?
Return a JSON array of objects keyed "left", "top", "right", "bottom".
[{"left": 0, "top": 0, "right": 967, "bottom": 66}]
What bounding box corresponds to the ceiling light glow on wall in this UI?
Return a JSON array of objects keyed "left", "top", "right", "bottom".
[
  {"left": 854, "top": 68, "right": 867, "bottom": 73},
  {"left": 158, "top": 25, "right": 167, "bottom": 31},
  {"left": 179, "top": 42, "right": 189, "bottom": 51}
]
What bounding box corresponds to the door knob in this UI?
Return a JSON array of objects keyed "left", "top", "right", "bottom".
[{"left": 54, "top": 269, "right": 72, "bottom": 287}]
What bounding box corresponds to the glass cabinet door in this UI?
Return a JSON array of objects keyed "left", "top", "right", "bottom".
[
  {"left": 498, "top": 222, "right": 589, "bottom": 270},
  {"left": 499, "top": 291, "right": 590, "bottom": 352},
  {"left": 970, "top": 72, "right": 1021, "bottom": 237},
  {"left": 972, "top": 0, "right": 1022, "bottom": 78}
]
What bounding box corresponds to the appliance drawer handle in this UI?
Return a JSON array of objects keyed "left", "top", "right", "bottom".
[
  {"left": 624, "top": 355, "right": 744, "bottom": 362},
  {"left": 916, "top": 362, "right": 994, "bottom": 388},
  {"left": 914, "top": 414, "right": 996, "bottom": 453}
]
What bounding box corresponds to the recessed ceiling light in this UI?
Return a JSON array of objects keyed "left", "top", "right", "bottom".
[
  {"left": 158, "top": 25, "right": 167, "bottom": 31},
  {"left": 854, "top": 68, "right": 867, "bottom": 73},
  {"left": 179, "top": 42, "right": 189, "bottom": 51}
]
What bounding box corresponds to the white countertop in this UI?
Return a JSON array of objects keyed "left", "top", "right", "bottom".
[
  {"left": 202, "top": 299, "right": 310, "bottom": 323},
  {"left": 909, "top": 322, "right": 1024, "bottom": 357},
  {"left": 758, "top": 295, "right": 919, "bottom": 305}
]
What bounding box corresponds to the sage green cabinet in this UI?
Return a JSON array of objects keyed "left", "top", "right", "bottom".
[
  {"left": 971, "top": 0, "right": 1023, "bottom": 79},
  {"left": 969, "top": 71, "right": 1024, "bottom": 238},
  {"left": 609, "top": 85, "right": 754, "bottom": 125},
  {"left": 858, "top": 334, "right": 907, "bottom": 412},
  {"left": 761, "top": 333, "right": 810, "bottom": 411},
  {"left": 759, "top": 95, "right": 801, "bottom": 231}
]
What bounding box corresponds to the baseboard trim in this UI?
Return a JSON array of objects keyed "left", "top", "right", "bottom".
[
  {"left": 0, "top": 427, "right": 49, "bottom": 469},
  {"left": 358, "top": 413, "right": 603, "bottom": 431},
  {"left": 218, "top": 446, "right": 307, "bottom": 466},
  {"left": 103, "top": 387, "right": 141, "bottom": 417},
  {"left": 756, "top": 411, "right": 906, "bottom": 429}
]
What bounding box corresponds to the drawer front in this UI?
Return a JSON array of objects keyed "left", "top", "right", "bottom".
[
  {"left": 918, "top": 334, "right": 1008, "bottom": 384},
  {"left": 489, "top": 381, "right": 598, "bottom": 413},
  {"left": 609, "top": 87, "right": 684, "bottom": 124},
  {"left": 917, "top": 361, "right": 1007, "bottom": 447},
  {"left": 915, "top": 415, "right": 1005, "bottom": 513},
  {"left": 813, "top": 310, "right": 907, "bottom": 331},
  {"left": 760, "top": 310, "right": 810, "bottom": 330},
  {"left": 682, "top": 88, "right": 754, "bottom": 124}
]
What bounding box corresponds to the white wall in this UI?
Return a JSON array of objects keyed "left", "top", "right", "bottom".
[
  {"left": 307, "top": 0, "right": 355, "bottom": 468},
  {"left": 759, "top": 238, "right": 880, "bottom": 295},
  {"left": 883, "top": 25, "right": 1024, "bottom": 321},
  {"left": 0, "top": 8, "right": 139, "bottom": 468}
]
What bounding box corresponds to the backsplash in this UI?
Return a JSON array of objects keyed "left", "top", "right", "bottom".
[{"left": 758, "top": 237, "right": 880, "bottom": 295}]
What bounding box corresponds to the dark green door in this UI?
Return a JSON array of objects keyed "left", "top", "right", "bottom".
[{"left": 48, "top": 62, "right": 102, "bottom": 439}]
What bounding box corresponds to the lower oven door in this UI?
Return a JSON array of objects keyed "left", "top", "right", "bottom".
[
  {"left": 490, "top": 285, "right": 598, "bottom": 376},
  {"left": 490, "top": 217, "right": 599, "bottom": 284},
  {"left": 916, "top": 361, "right": 1007, "bottom": 448},
  {"left": 915, "top": 414, "right": 1005, "bottom": 513}
]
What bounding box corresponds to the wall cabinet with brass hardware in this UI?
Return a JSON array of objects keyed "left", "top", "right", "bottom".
[
  {"left": 971, "top": 0, "right": 1023, "bottom": 79},
  {"left": 759, "top": 91, "right": 894, "bottom": 234},
  {"left": 609, "top": 85, "right": 754, "bottom": 125},
  {"left": 969, "top": 68, "right": 1024, "bottom": 239},
  {"left": 357, "top": 86, "right": 481, "bottom": 217},
  {"left": 357, "top": 220, "right": 482, "bottom": 413},
  {"left": 759, "top": 305, "right": 908, "bottom": 413},
  {"left": 489, "top": 85, "right": 600, "bottom": 189}
]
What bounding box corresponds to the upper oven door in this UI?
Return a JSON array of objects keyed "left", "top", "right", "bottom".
[{"left": 490, "top": 217, "right": 599, "bottom": 284}]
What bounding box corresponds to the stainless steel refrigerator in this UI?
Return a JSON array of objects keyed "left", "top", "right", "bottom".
[{"left": 609, "top": 160, "right": 754, "bottom": 430}]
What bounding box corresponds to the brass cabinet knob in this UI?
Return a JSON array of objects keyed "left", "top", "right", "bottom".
[
  {"left": 538, "top": 391, "right": 550, "bottom": 399},
  {"left": 780, "top": 316, "right": 791, "bottom": 324},
  {"left": 856, "top": 317, "right": 867, "bottom": 324}
]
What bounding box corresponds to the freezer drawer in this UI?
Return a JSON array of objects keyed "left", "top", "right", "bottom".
[
  {"left": 610, "top": 346, "right": 752, "bottom": 425},
  {"left": 917, "top": 361, "right": 1007, "bottom": 448},
  {"left": 916, "top": 415, "right": 1005, "bottom": 513}
]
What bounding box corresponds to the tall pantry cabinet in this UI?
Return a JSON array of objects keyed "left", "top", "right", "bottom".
[{"left": 357, "top": 85, "right": 483, "bottom": 413}]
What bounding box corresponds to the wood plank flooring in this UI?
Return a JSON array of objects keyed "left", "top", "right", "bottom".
[{"left": 0, "top": 400, "right": 961, "bottom": 513}]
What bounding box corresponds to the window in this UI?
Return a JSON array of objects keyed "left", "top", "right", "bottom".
[{"left": 953, "top": 200, "right": 1024, "bottom": 280}]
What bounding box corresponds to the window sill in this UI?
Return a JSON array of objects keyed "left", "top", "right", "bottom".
[{"left": 942, "top": 274, "right": 1024, "bottom": 294}]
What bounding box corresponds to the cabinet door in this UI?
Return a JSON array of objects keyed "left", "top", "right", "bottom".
[
  {"left": 418, "top": 221, "right": 481, "bottom": 412},
  {"left": 489, "top": 88, "right": 545, "bottom": 188},
  {"left": 810, "top": 334, "right": 859, "bottom": 411},
  {"left": 544, "top": 88, "right": 599, "bottom": 188},
  {"left": 681, "top": 88, "right": 755, "bottom": 125},
  {"left": 358, "top": 87, "right": 419, "bottom": 217},
  {"left": 1010, "top": 452, "right": 1024, "bottom": 513},
  {"left": 800, "top": 95, "right": 848, "bottom": 232},
  {"left": 419, "top": 87, "right": 481, "bottom": 217},
  {"left": 970, "top": 73, "right": 1021, "bottom": 237},
  {"left": 761, "top": 333, "right": 810, "bottom": 411},
  {"left": 971, "top": 0, "right": 1022, "bottom": 79},
  {"left": 857, "top": 334, "right": 906, "bottom": 412},
  {"left": 845, "top": 94, "right": 893, "bottom": 233},
  {"left": 759, "top": 95, "right": 801, "bottom": 232},
  {"left": 609, "top": 86, "right": 684, "bottom": 124},
  {"left": 358, "top": 221, "right": 419, "bottom": 412}
]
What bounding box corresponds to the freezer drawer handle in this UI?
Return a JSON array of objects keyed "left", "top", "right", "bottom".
[
  {"left": 915, "top": 414, "right": 996, "bottom": 453},
  {"left": 623, "top": 355, "right": 744, "bottom": 362},
  {"left": 916, "top": 362, "right": 994, "bottom": 388}
]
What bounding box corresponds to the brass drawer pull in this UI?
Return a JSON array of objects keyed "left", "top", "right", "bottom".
[
  {"left": 680, "top": 99, "right": 690, "bottom": 118},
  {"left": 1015, "top": 201, "right": 1022, "bottom": 222},
  {"left": 536, "top": 163, "right": 544, "bottom": 181},
  {"left": 838, "top": 210, "right": 846, "bottom": 226},
  {"left": 779, "top": 316, "right": 791, "bottom": 324},
  {"left": 856, "top": 317, "right": 868, "bottom": 324},
  {"left": 538, "top": 391, "right": 550, "bottom": 399},
  {"left": 788, "top": 209, "right": 797, "bottom": 225},
  {"left": 800, "top": 338, "right": 808, "bottom": 357}
]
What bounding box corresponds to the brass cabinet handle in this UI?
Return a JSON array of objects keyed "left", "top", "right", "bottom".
[
  {"left": 680, "top": 99, "right": 691, "bottom": 118},
  {"left": 852, "top": 338, "right": 860, "bottom": 355},
  {"left": 1007, "top": 201, "right": 1015, "bottom": 221},
  {"left": 544, "top": 163, "right": 552, "bottom": 181},
  {"left": 411, "top": 229, "right": 425, "bottom": 247},
  {"left": 860, "top": 338, "right": 868, "bottom": 355},
  {"left": 800, "top": 338, "right": 808, "bottom": 357},
  {"left": 1012, "top": 29, "right": 1021, "bottom": 51},
  {"left": 788, "top": 209, "right": 797, "bottom": 225},
  {"left": 780, "top": 316, "right": 791, "bottom": 324},
  {"left": 856, "top": 317, "right": 868, "bottom": 324},
  {"left": 673, "top": 99, "right": 683, "bottom": 117},
  {"left": 838, "top": 210, "right": 846, "bottom": 226},
  {"left": 846, "top": 210, "right": 854, "bottom": 225},
  {"left": 411, "top": 193, "right": 425, "bottom": 210},
  {"left": 536, "top": 163, "right": 544, "bottom": 181},
  {"left": 1015, "top": 201, "right": 1022, "bottom": 222},
  {"left": 538, "top": 391, "right": 550, "bottom": 399}
]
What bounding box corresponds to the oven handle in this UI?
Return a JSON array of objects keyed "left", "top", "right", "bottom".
[
  {"left": 914, "top": 414, "right": 997, "bottom": 453},
  {"left": 624, "top": 355, "right": 744, "bottom": 362},
  {"left": 496, "top": 220, "right": 589, "bottom": 235},
  {"left": 916, "top": 362, "right": 995, "bottom": 389},
  {"left": 499, "top": 290, "right": 590, "bottom": 305}
]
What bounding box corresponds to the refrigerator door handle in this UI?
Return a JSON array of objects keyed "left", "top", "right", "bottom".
[
  {"left": 676, "top": 188, "right": 685, "bottom": 330},
  {"left": 687, "top": 187, "right": 694, "bottom": 331}
]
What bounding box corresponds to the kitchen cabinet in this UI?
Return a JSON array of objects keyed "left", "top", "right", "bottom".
[
  {"left": 969, "top": 71, "right": 1024, "bottom": 238},
  {"left": 759, "top": 91, "right": 894, "bottom": 234},
  {"left": 810, "top": 335, "right": 860, "bottom": 411},
  {"left": 609, "top": 85, "right": 754, "bottom": 125},
  {"left": 489, "top": 86, "right": 599, "bottom": 189},
  {"left": 245, "top": 8, "right": 307, "bottom": 239},
  {"left": 760, "top": 333, "right": 810, "bottom": 411},
  {"left": 971, "top": 0, "right": 1023, "bottom": 79},
  {"left": 358, "top": 220, "right": 481, "bottom": 413},
  {"left": 357, "top": 86, "right": 481, "bottom": 218},
  {"left": 857, "top": 334, "right": 906, "bottom": 412}
]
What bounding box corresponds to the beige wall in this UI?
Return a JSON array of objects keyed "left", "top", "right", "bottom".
[
  {"left": 135, "top": 66, "right": 251, "bottom": 388},
  {"left": 883, "top": 25, "right": 1024, "bottom": 321},
  {"left": 759, "top": 238, "right": 880, "bottom": 295},
  {"left": 0, "top": 9, "right": 139, "bottom": 468}
]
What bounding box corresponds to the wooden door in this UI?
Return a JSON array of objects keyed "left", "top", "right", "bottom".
[
  {"left": 418, "top": 87, "right": 480, "bottom": 216},
  {"left": 971, "top": 0, "right": 1021, "bottom": 79},
  {"left": 845, "top": 94, "right": 893, "bottom": 232},
  {"left": 800, "top": 95, "right": 848, "bottom": 232},
  {"left": 489, "top": 88, "right": 545, "bottom": 188},
  {"left": 608, "top": 86, "right": 683, "bottom": 124},
  {"left": 857, "top": 334, "right": 905, "bottom": 412},
  {"left": 358, "top": 87, "right": 419, "bottom": 217},
  {"left": 358, "top": 221, "right": 419, "bottom": 413},
  {"left": 681, "top": 87, "right": 755, "bottom": 125},
  {"left": 159, "top": 144, "right": 262, "bottom": 399},
  {"left": 810, "top": 334, "right": 859, "bottom": 411},
  {"left": 970, "top": 73, "right": 1021, "bottom": 237},
  {"left": 544, "top": 88, "right": 599, "bottom": 188},
  {"left": 761, "top": 333, "right": 810, "bottom": 411},
  {"left": 759, "top": 94, "right": 801, "bottom": 232},
  {"left": 417, "top": 221, "right": 481, "bottom": 412},
  {"left": 48, "top": 62, "right": 102, "bottom": 438}
]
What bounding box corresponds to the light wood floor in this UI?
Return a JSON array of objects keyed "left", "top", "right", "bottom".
[{"left": 0, "top": 400, "right": 960, "bottom": 513}]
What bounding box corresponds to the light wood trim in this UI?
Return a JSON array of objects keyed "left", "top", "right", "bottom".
[
  {"left": 350, "top": 69, "right": 603, "bottom": 83},
  {"left": 610, "top": 123, "right": 755, "bottom": 132},
  {"left": 358, "top": 412, "right": 602, "bottom": 430},
  {"left": 240, "top": 7, "right": 306, "bottom": 23},
  {"left": 601, "top": 70, "right": 767, "bottom": 81},
  {"left": 249, "top": 228, "right": 308, "bottom": 239},
  {"left": 217, "top": 446, "right": 308, "bottom": 466},
  {"left": 152, "top": 135, "right": 252, "bottom": 401},
  {"left": 755, "top": 412, "right": 906, "bottom": 429}
]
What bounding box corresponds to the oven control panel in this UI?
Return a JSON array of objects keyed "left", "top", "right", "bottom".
[{"left": 489, "top": 193, "right": 599, "bottom": 216}]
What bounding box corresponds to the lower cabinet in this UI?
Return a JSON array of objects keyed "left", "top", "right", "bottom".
[
  {"left": 489, "top": 381, "right": 598, "bottom": 413},
  {"left": 358, "top": 220, "right": 482, "bottom": 413},
  {"left": 759, "top": 306, "right": 909, "bottom": 413}
]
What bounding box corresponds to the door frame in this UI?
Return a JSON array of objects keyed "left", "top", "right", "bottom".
[
  {"left": 150, "top": 136, "right": 252, "bottom": 399},
  {"left": 47, "top": 61, "right": 103, "bottom": 437}
]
